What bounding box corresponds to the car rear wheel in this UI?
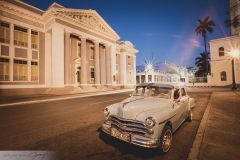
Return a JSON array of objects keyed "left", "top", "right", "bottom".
[{"left": 160, "top": 125, "right": 172, "bottom": 153}]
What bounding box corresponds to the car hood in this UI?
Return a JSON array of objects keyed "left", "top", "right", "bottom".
[{"left": 110, "top": 96, "right": 172, "bottom": 120}]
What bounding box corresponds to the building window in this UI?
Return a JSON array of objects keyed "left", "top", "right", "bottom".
[
  {"left": 220, "top": 71, "right": 227, "bottom": 81},
  {"left": 90, "top": 46, "right": 94, "bottom": 60},
  {"left": 90, "top": 67, "right": 95, "bottom": 83},
  {"left": 219, "top": 47, "right": 224, "bottom": 57},
  {"left": 78, "top": 42, "right": 81, "bottom": 58},
  {"left": 0, "top": 21, "right": 10, "bottom": 44},
  {"left": 1, "top": 45, "right": 9, "bottom": 56},
  {"left": 0, "top": 57, "right": 9, "bottom": 81},
  {"left": 31, "top": 61, "right": 38, "bottom": 81},
  {"left": 148, "top": 75, "right": 152, "bottom": 82},
  {"left": 136, "top": 75, "right": 140, "bottom": 84},
  {"left": 127, "top": 56, "right": 131, "bottom": 65},
  {"left": 14, "top": 26, "right": 28, "bottom": 47},
  {"left": 13, "top": 59, "right": 28, "bottom": 81},
  {"left": 154, "top": 75, "right": 158, "bottom": 82},
  {"left": 31, "top": 30, "right": 38, "bottom": 49},
  {"left": 141, "top": 75, "right": 145, "bottom": 83}
]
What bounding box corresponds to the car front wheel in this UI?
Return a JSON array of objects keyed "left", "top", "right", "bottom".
[{"left": 160, "top": 125, "right": 172, "bottom": 153}]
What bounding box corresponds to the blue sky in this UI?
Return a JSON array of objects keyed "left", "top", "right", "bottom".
[{"left": 23, "top": 0, "right": 229, "bottom": 67}]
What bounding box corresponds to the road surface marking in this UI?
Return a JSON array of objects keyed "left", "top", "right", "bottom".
[{"left": 0, "top": 89, "right": 133, "bottom": 108}]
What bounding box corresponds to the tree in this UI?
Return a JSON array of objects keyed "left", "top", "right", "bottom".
[
  {"left": 195, "top": 16, "right": 215, "bottom": 75},
  {"left": 195, "top": 52, "right": 210, "bottom": 77},
  {"left": 225, "top": 15, "right": 240, "bottom": 28},
  {"left": 225, "top": 15, "right": 240, "bottom": 29}
]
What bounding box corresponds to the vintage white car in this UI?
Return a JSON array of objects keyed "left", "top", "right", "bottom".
[{"left": 102, "top": 83, "right": 195, "bottom": 153}]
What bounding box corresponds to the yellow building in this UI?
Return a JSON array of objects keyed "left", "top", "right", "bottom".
[{"left": 209, "top": 0, "right": 240, "bottom": 86}]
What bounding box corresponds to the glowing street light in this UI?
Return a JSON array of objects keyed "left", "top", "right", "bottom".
[
  {"left": 230, "top": 49, "right": 240, "bottom": 58},
  {"left": 229, "top": 48, "right": 240, "bottom": 90}
]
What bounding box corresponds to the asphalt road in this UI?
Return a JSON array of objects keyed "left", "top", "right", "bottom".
[{"left": 0, "top": 92, "right": 211, "bottom": 160}]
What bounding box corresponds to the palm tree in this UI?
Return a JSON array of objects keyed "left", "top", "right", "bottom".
[
  {"left": 195, "top": 52, "right": 210, "bottom": 77},
  {"left": 225, "top": 15, "right": 240, "bottom": 32},
  {"left": 225, "top": 15, "right": 240, "bottom": 29},
  {"left": 195, "top": 16, "right": 215, "bottom": 75}
]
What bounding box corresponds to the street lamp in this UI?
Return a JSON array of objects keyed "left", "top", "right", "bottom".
[{"left": 230, "top": 49, "right": 240, "bottom": 90}]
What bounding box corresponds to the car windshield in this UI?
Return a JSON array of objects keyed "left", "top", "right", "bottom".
[{"left": 133, "top": 86, "right": 172, "bottom": 99}]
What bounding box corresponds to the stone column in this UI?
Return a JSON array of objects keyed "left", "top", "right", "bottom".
[
  {"left": 51, "top": 26, "right": 64, "bottom": 87},
  {"left": 27, "top": 28, "right": 31, "bottom": 82},
  {"left": 120, "top": 53, "right": 127, "bottom": 86},
  {"left": 133, "top": 55, "right": 136, "bottom": 85},
  {"left": 110, "top": 45, "right": 116, "bottom": 85},
  {"left": 145, "top": 71, "right": 148, "bottom": 83},
  {"left": 45, "top": 31, "right": 51, "bottom": 87},
  {"left": 100, "top": 46, "right": 106, "bottom": 85},
  {"left": 106, "top": 45, "right": 112, "bottom": 85},
  {"left": 9, "top": 23, "right": 14, "bottom": 82},
  {"left": 94, "top": 41, "right": 100, "bottom": 85},
  {"left": 64, "top": 31, "right": 71, "bottom": 85},
  {"left": 80, "top": 37, "right": 87, "bottom": 85},
  {"left": 138, "top": 74, "right": 141, "bottom": 84}
]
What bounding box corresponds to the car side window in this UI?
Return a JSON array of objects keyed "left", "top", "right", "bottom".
[
  {"left": 174, "top": 89, "right": 180, "bottom": 100},
  {"left": 181, "top": 88, "right": 186, "bottom": 96}
]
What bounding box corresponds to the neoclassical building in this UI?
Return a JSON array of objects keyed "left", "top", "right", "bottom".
[
  {"left": 136, "top": 61, "right": 188, "bottom": 84},
  {"left": 0, "top": 0, "right": 138, "bottom": 89},
  {"left": 209, "top": 0, "right": 240, "bottom": 86}
]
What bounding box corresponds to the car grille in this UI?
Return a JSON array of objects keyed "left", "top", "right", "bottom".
[{"left": 108, "top": 115, "right": 149, "bottom": 136}]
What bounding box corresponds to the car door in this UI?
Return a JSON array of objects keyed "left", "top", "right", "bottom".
[
  {"left": 180, "top": 88, "right": 189, "bottom": 121},
  {"left": 171, "top": 88, "right": 184, "bottom": 131}
]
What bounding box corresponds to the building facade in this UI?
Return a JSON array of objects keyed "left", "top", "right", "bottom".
[
  {"left": 136, "top": 61, "right": 188, "bottom": 84},
  {"left": 209, "top": 0, "right": 240, "bottom": 86},
  {"left": 0, "top": 0, "right": 138, "bottom": 89}
]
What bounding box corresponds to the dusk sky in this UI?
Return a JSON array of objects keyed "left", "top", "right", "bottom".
[{"left": 23, "top": 0, "right": 229, "bottom": 67}]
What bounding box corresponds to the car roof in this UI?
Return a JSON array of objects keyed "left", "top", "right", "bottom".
[{"left": 136, "top": 83, "right": 179, "bottom": 89}]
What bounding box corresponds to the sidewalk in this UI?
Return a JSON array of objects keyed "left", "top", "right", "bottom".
[
  {"left": 189, "top": 91, "right": 240, "bottom": 160},
  {"left": 0, "top": 87, "right": 133, "bottom": 107}
]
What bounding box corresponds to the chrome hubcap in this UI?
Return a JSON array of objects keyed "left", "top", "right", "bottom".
[{"left": 162, "top": 129, "right": 172, "bottom": 152}]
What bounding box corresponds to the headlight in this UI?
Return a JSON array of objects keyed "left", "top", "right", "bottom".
[
  {"left": 145, "top": 117, "right": 156, "bottom": 128},
  {"left": 104, "top": 108, "right": 110, "bottom": 119}
]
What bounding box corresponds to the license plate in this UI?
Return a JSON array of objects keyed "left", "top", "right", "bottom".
[{"left": 111, "top": 128, "right": 130, "bottom": 142}]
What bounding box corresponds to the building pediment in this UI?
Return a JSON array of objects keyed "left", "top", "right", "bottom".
[{"left": 49, "top": 8, "right": 120, "bottom": 41}]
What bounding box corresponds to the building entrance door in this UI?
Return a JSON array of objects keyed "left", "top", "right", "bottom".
[{"left": 75, "top": 66, "right": 81, "bottom": 84}]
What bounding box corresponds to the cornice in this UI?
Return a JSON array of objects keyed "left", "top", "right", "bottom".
[
  {"left": 209, "top": 35, "right": 240, "bottom": 44},
  {"left": 44, "top": 8, "right": 120, "bottom": 41},
  {"left": 0, "top": 2, "right": 42, "bottom": 21}
]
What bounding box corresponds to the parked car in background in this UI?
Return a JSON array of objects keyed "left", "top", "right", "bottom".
[{"left": 102, "top": 83, "right": 195, "bottom": 153}]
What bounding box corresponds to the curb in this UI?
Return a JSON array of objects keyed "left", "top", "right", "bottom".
[
  {"left": 0, "top": 89, "right": 133, "bottom": 108},
  {"left": 188, "top": 92, "right": 213, "bottom": 160}
]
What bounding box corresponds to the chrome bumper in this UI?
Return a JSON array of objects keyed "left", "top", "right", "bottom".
[{"left": 102, "top": 123, "right": 160, "bottom": 148}]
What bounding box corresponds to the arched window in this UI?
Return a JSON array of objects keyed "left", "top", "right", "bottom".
[
  {"left": 219, "top": 47, "right": 224, "bottom": 57},
  {"left": 220, "top": 71, "right": 227, "bottom": 81}
]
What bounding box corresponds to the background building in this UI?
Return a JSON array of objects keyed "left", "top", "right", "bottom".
[
  {"left": 136, "top": 61, "right": 188, "bottom": 84},
  {"left": 209, "top": 0, "right": 240, "bottom": 86},
  {"left": 0, "top": 0, "right": 138, "bottom": 89}
]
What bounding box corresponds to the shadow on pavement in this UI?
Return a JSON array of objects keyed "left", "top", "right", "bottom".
[{"left": 97, "top": 127, "right": 165, "bottom": 158}]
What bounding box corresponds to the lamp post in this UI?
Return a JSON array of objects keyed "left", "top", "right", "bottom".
[
  {"left": 232, "top": 58, "right": 237, "bottom": 90},
  {"left": 230, "top": 49, "right": 240, "bottom": 90}
]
